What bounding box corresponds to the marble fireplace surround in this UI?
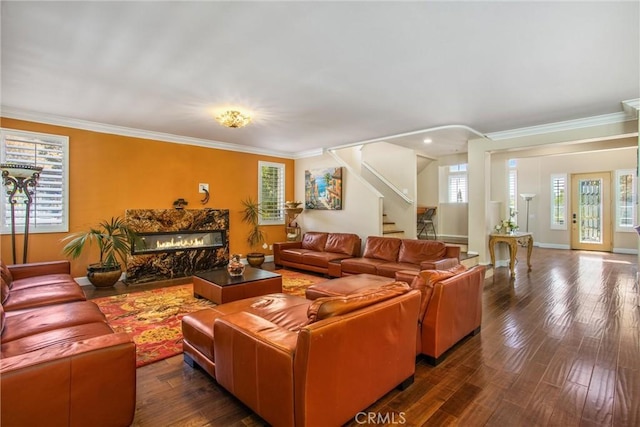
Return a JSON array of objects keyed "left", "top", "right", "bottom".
[{"left": 125, "top": 209, "right": 229, "bottom": 284}]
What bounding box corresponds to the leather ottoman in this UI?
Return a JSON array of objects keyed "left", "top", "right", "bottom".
[{"left": 304, "top": 273, "right": 395, "bottom": 300}]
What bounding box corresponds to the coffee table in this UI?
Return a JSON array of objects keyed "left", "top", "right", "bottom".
[{"left": 192, "top": 267, "right": 282, "bottom": 304}]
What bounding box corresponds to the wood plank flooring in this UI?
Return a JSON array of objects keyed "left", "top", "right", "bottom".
[{"left": 94, "top": 248, "right": 640, "bottom": 426}]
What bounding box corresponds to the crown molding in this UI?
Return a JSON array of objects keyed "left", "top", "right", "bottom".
[
  {"left": 0, "top": 107, "right": 296, "bottom": 159},
  {"left": 485, "top": 107, "right": 637, "bottom": 141}
]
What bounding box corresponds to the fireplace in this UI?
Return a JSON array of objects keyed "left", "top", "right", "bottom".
[
  {"left": 125, "top": 209, "right": 229, "bottom": 284},
  {"left": 131, "top": 230, "right": 226, "bottom": 255}
]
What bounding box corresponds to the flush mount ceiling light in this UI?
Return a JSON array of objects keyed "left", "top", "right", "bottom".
[
  {"left": 423, "top": 138, "right": 433, "bottom": 144},
  {"left": 215, "top": 110, "right": 252, "bottom": 128}
]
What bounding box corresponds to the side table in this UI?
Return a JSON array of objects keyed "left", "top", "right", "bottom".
[{"left": 488, "top": 232, "right": 533, "bottom": 277}]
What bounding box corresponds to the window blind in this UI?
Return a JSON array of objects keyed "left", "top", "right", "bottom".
[{"left": 258, "top": 161, "right": 285, "bottom": 225}]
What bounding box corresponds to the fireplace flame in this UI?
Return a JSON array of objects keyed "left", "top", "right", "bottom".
[{"left": 156, "top": 237, "right": 205, "bottom": 249}]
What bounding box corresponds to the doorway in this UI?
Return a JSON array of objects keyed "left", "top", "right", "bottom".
[{"left": 570, "top": 172, "right": 612, "bottom": 252}]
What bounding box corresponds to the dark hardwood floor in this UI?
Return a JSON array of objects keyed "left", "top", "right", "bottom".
[{"left": 95, "top": 248, "right": 640, "bottom": 426}]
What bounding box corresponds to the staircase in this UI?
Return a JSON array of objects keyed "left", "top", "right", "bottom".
[{"left": 382, "top": 214, "right": 404, "bottom": 238}]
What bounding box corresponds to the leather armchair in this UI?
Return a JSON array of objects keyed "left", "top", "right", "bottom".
[{"left": 183, "top": 283, "right": 420, "bottom": 426}]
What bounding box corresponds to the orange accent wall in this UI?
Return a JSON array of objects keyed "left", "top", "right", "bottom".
[{"left": 0, "top": 118, "right": 295, "bottom": 278}]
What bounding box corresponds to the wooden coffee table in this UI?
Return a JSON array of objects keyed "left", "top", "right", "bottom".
[{"left": 192, "top": 267, "right": 282, "bottom": 304}]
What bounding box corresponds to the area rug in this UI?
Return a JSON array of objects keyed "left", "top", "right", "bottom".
[{"left": 92, "top": 269, "right": 328, "bottom": 367}]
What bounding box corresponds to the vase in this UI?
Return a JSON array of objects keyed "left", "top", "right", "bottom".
[{"left": 227, "top": 254, "right": 245, "bottom": 276}]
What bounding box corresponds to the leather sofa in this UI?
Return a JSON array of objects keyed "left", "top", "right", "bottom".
[
  {"left": 338, "top": 236, "right": 461, "bottom": 278},
  {"left": 273, "top": 231, "right": 361, "bottom": 276},
  {"left": 1, "top": 259, "right": 136, "bottom": 426},
  {"left": 306, "top": 264, "right": 486, "bottom": 364},
  {"left": 182, "top": 283, "right": 420, "bottom": 426}
]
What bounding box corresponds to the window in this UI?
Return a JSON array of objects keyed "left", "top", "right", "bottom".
[
  {"left": 448, "top": 164, "right": 467, "bottom": 203},
  {"left": 508, "top": 160, "right": 517, "bottom": 216},
  {"left": 615, "top": 169, "right": 636, "bottom": 231},
  {"left": 1, "top": 129, "right": 69, "bottom": 234},
  {"left": 550, "top": 173, "right": 567, "bottom": 230},
  {"left": 258, "top": 161, "right": 285, "bottom": 225}
]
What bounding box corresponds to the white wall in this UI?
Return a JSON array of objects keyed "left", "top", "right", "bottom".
[
  {"left": 510, "top": 147, "right": 637, "bottom": 251},
  {"left": 295, "top": 152, "right": 382, "bottom": 245},
  {"left": 361, "top": 142, "right": 417, "bottom": 238}
]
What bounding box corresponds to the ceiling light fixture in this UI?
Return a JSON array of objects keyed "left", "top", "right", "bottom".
[
  {"left": 423, "top": 138, "right": 433, "bottom": 144},
  {"left": 215, "top": 110, "right": 252, "bottom": 128}
]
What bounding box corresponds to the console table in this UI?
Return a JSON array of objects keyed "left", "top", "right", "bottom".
[{"left": 488, "top": 232, "right": 533, "bottom": 277}]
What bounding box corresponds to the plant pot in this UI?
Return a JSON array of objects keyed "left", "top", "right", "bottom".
[
  {"left": 246, "top": 252, "right": 265, "bottom": 268},
  {"left": 87, "top": 263, "right": 122, "bottom": 288}
]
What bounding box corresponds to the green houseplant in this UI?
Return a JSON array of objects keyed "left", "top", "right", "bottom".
[
  {"left": 240, "top": 197, "right": 266, "bottom": 268},
  {"left": 62, "top": 216, "right": 135, "bottom": 287}
]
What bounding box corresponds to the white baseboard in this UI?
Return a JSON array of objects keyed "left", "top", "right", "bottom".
[
  {"left": 535, "top": 243, "right": 571, "bottom": 250},
  {"left": 613, "top": 248, "right": 639, "bottom": 255}
]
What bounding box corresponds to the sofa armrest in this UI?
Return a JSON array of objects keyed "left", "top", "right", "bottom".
[
  {"left": 444, "top": 245, "right": 461, "bottom": 260},
  {"left": 214, "top": 311, "right": 298, "bottom": 426},
  {"left": 7, "top": 260, "right": 71, "bottom": 280},
  {"left": 273, "top": 241, "right": 302, "bottom": 265},
  {"left": 421, "top": 265, "right": 486, "bottom": 359},
  {"left": 420, "top": 257, "right": 459, "bottom": 270},
  {"left": 1, "top": 332, "right": 136, "bottom": 426}
]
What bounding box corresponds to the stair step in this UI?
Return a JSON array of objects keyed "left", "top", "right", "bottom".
[
  {"left": 383, "top": 230, "right": 405, "bottom": 238},
  {"left": 383, "top": 222, "right": 399, "bottom": 233}
]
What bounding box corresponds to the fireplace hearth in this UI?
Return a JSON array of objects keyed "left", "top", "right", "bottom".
[{"left": 125, "top": 209, "right": 229, "bottom": 284}]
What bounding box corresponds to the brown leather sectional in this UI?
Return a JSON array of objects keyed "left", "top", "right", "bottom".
[
  {"left": 182, "top": 283, "right": 420, "bottom": 426},
  {"left": 273, "top": 231, "right": 361, "bottom": 276},
  {"left": 0, "top": 259, "right": 136, "bottom": 426},
  {"left": 306, "top": 265, "right": 487, "bottom": 364},
  {"left": 339, "top": 236, "right": 461, "bottom": 278},
  {"left": 274, "top": 233, "right": 461, "bottom": 279}
]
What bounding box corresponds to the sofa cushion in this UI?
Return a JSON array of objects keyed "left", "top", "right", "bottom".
[
  {"left": 0, "top": 322, "right": 115, "bottom": 358},
  {"left": 0, "top": 260, "right": 12, "bottom": 286},
  {"left": 280, "top": 248, "right": 315, "bottom": 264},
  {"left": 301, "top": 232, "right": 328, "bottom": 252},
  {"left": 362, "top": 236, "right": 401, "bottom": 262},
  {"left": 376, "top": 262, "right": 419, "bottom": 278},
  {"left": 1, "top": 301, "right": 107, "bottom": 343},
  {"left": 1, "top": 283, "right": 86, "bottom": 312},
  {"left": 302, "top": 251, "right": 354, "bottom": 268},
  {"left": 307, "top": 282, "right": 410, "bottom": 322},
  {"left": 324, "top": 233, "right": 359, "bottom": 256},
  {"left": 10, "top": 274, "right": 75, "bottom": 290},
  {"left": 398, "top": 239, "right": 446, "bottom": 265},
  {"left": 340, "top": 257, "right": 387, "bottom": 275}
]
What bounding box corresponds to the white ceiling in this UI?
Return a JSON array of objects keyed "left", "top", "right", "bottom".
[{"left": 1, "top": 1, "right": 638, "bottom": 158}]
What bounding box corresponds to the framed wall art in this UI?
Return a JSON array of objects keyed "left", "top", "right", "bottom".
[{"left": 304, "top": 167, "right": 343, "bottom": 210}]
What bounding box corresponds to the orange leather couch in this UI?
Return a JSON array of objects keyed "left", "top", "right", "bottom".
[
  {"left": 306, "top": 265, "right": 486, "bottom": 365},
  {"left": 0, "top": 259, "right": 136, "bottom": 426},
  {"left": 273, "top": 231, "right": 361, "bottom": 276},
  {"left": 338, "top": 236, "right": 461, "bottom": 278},
  {"left": 182, "top": 283, "right": 420, "bottom": 426}
]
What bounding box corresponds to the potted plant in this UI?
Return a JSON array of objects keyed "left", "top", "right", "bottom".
[
  {"left": 62, "top": 216, "right": 135, "bottom": 287},
  {"left": 240, "top": 197, "right": 266, "bottom": 268}
]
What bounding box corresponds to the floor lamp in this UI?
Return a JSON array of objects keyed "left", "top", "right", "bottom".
[
  {"left": 520, "top": 193, "right": 536, "bottom": 232},
  {"left": 1, "top": 163, "right": 43, "bottom": 264}
]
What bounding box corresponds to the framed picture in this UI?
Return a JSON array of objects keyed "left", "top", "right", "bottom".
[{"left": 305, "top": 167, "right": 343, "bottom": 210}]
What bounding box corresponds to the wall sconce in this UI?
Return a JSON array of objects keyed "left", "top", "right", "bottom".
[{"left": 1, "top": 163, "right": 43, "bottom": 263}]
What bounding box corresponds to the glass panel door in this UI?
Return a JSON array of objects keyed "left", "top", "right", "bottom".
[{"left": 571, "top": 172, "right": 612, "bottom": 252}]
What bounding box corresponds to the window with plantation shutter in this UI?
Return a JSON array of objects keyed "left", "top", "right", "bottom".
[
  {"left": 508, "top": 160, "right": 517, "bottom": 215},
  {"left": 550, "top": 173, "right": 567, "bottom": 230},
  {"left": 447, "top": 164, "right": 467, "bottom": 203},
  {"left": 1, "top": 129, "right": 69, "bottom": 234},
  {"left": 258, "top": 161, "right": 285, "bottom": 225},
  {"left": 615, "top": 169, "right": 636, "bottom": 231}
]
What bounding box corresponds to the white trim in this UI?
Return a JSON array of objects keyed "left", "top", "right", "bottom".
[
  {"left": 613, "top": 248, "right": 638, "bottom": 255},
  {"left": 485, "top": 112, "right": 635, "bottom": 141},
  {"left": 622, "top": 98, "right": 640, "bottom": 118},
  {"left": 361, "top": 160, "right": 413, "bottom": 205},
  {"left": 1, "top": 107, "right": 295, "bottom": 159},
  {"left": 536, "top": 242, "right": 571, "bottom": 250}
]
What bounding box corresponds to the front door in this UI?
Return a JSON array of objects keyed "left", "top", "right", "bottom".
[{"left": 570, "top": 172, "right": 612, "bottom": 252}]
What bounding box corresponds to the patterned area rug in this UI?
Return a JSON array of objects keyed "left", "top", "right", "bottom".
[{"left": 92, "top": 269, "right": 327, "bottom": 367}]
